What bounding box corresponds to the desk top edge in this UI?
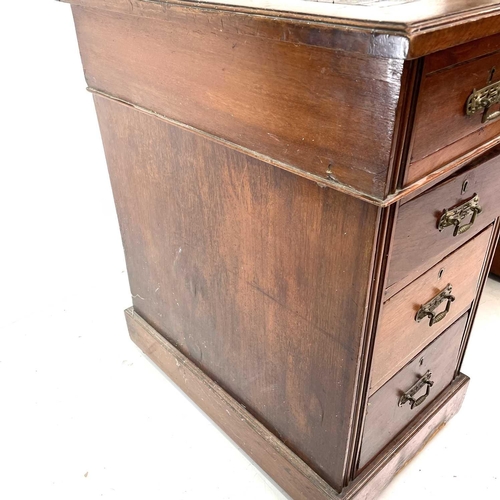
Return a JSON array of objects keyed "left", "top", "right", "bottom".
[{"left": 60, "top": 0, "right": 500, "bottom": 58}]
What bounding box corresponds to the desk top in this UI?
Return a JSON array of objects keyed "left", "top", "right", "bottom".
[
  {"left": 63, "top": 0, "right": 500, "bottom": 57},
  {"left": 190, "top": 0, "right": 500, "bottom": 27}
]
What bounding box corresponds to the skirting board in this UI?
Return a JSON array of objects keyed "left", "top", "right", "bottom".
[{"left": 125, "top": 307, "right": 470, "bottom": 500}]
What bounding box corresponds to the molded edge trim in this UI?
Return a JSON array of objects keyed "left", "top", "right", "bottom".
[
  {"left": 59, "top": 0, "right": 500, "bottom": 59},
  {"left": 86, "top": 88, "right": 500, "bottom": 207},
  {"left": 87, "top": 88, "right": 387, "bottom": 207}
]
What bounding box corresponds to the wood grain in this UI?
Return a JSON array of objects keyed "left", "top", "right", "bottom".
[
  {"left": 63, "top": 0, "right": 410, "bottom": 58},
  {"left": 423, "top": 32, "right": 500, "bottom": 73},
  {"left": 67, "top": 1, "right": 500, "bottom": 204},
  {"left": 60, "top": 1, "right": 498, "bottom": 496},
  {"left": 408, "top": 12, "right": 500, "bottom": 58},
  {"left": 71, "top": 4, "right": 405, "bottom": 200},
  {"left": 387, "top": 146, "right": 500, "bottom": 296},
  {"left": 95, "top": 95, "right": 381, "bottom": 490},
  {"left": 61, "top": 0, "right": 500, "bottom": 48},
  {"left": 126, "top": 306, "right": 470, "bottom": 500},
  {"left": 125, "top": 307, "right": 341, "bottom": 500},
  {"left": 359, "top": 313, "right": 467, "bottom": 468},
  {"left": 345, "top": 203, "right": 399, "bottom": 482},
  {"left": 371, "top": 225, "right": 493, "bottom": 394},
  {"left": 407, "top": 36, "right": 500, "bottom": 185},
  {"left": 352, "top": 374, "right": 469, "bottom": 487},
  {"left": 406, "top": 127, "right": 500, "bottom": 190}
]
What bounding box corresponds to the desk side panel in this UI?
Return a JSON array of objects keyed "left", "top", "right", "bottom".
[{"left": 93, "top": 95, "right": 380, "bottom": 490}]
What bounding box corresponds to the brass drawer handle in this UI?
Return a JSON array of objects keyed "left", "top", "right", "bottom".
[
  {"left": 398, "top": 371, "right": 434, "bottom": 410},
  {"left": 415, "top": 284, "right": 455, "bottom": 327},
  {"left": 466, "top": 79, "right": 500, "bottom": 123},
  {"left": 437, "top": 194, "right": 482, "bottom": 237}
]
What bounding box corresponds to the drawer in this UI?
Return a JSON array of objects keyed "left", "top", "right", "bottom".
[
  {"left": 407, "top": 33, "right": 500, "bottom": 186},
  {"left": 359, "top": 313, "right": 468, "bottom": 469},
  {"left": 372, "top": 225, "right": 493, "bottom": 394},
  {"left": 387, "top": 147, "right": 500, "bottom": 297}
]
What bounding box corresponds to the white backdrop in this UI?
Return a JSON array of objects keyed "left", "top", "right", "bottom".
[{"left": 1, "top": 2, "right": 499, "bottom": 499}]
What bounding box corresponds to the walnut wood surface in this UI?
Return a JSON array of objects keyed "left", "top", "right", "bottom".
[
  {"left": 359, "top": 313, "right": 467, "bottom": 469},
  {"left": 387, "top": 147, "right": 500, "bottom": 296},
  {"left": 72, "top": 5, "right": 405, "bottom": 201},
  {"left": 95, "top": 95, "right": 382, "bottom": 490},
  {"left": 126, "top": 305, "right": 470, "bottom": 500},
  {"left": 371, "top": 225, "right": 493, "bottom": 394},
  {"left": 407, "top": 35, "right": 500, "bottom": 185}
]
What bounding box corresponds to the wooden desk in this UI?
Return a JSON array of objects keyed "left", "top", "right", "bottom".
[{"left": 62, "top": 1, "right": 500, "bottom": 497}]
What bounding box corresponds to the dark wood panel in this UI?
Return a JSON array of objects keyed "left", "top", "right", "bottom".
[
  {"left": 360, "top": 314, "right": 467, "bottom": 468},
  {"left": 372, "top": 225, "right": 492, "bottom": 394},
  {"left": 125, "top": 307, "right": 341, "bottom": 500},
  {"left": 408, "top": 38, "right": 500, "bottom": 184},
  {"left": 72, "top": 5, "right": 406, "bottom": 200},
  {"left": 125, "top": 306, "right": 470, "bottom": 500},
  {"left": 352, "top": 374, "right": 469, "bottom": 487},
  {"left": 423, "top": 32, "right": 500, "bottom": 73},
  {"left": 491, "top": 243, "right": 500, "bottom": 276},
  {"left": 388, "top": 147, "right": 500, "bottom": 296},
  {"left": 60, "top": 0, "right": 498, "bottom": 497},
  {"left": 406, "top": 127, "right": 500, "bottom": 191},
  {"left": 408, "top": 13, "right": 500, "bottom": 59},
  {"left": 94, "top": 95, "right": 381, "bottom": 490},
  {"left": 345, "top": 203, "right": 400, "bottom": 482}
]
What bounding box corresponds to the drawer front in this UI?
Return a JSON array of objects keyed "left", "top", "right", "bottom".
[
  {"left": 387, "top": 147, "right": 500, "bottom": 297},
  {"left": 359, "top": 313, "right": 468, "bottom": 469},
  {"left": 407, "top": 33, "right": 500, "bottom": 186},
  {"left": 372, "top": 225, "right": 493, "bottom": 394}
]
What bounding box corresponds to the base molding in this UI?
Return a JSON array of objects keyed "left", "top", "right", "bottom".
[{"left": 125, "top": 307, "right": 470, "bottom": 500}]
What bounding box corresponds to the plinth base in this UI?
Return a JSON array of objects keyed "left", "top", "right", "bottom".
[{"left": 125, "top": 307, "right": 469, "bottom": 500}]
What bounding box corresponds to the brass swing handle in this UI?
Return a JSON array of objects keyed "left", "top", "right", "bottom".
[
  {"left": 399, "top": 371, "right": 434, "bottom": 410},
  {"left": 415, "top": 284, "right": 455, "bottom": 327},
  {"left": 465, "top": 80, "right": 500, "bottom": 123},
  {"left": 437, "top": 194, "right": 482, "bottom": 237}
]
